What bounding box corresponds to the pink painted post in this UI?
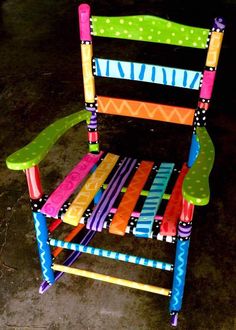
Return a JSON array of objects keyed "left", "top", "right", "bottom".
[
  {"left": 78, "top": 4, "right": 92, "bottom": 42},
  {"left": 199, "top": 70, "right": 216, "bottom": 100}
]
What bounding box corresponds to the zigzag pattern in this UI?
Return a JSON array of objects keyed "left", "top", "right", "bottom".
[
  {"left": 97, "top": 96, "right": 195, "bottom": 125},
  {"left": 33, "top": 212, "right": 54, "bottom": 283},
  {"left": 170, "top": 240, "right": 190, "bottom": 311}
]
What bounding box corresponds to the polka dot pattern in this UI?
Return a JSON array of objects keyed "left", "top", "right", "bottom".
[
  {"left": 91, "top": 15, "right": 209, "bottom": 49},
  {"left": 6, "top": 110, "right": 91, "bottom": 170},
  {"left": 183, "top": 127, "right": 215, "bottom": 205}
]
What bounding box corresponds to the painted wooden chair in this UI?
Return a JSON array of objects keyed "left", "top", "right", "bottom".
[{"left": 6, "top": 3, "right": 225, "bottom": 326}]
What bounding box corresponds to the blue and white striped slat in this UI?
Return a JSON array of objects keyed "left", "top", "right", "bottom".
[
  {"left": 135, "top": 163, "right": 174, "bottom": 238},
  {"left": 49, "top": 239, "right": 173, "bottom": 271},
  {"left": 94, "top": 58, "right": 201, "bottom": 90}
]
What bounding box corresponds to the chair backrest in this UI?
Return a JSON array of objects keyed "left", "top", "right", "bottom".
[{"left": 78, "top": 3, "right": 225, "bottom": 155}]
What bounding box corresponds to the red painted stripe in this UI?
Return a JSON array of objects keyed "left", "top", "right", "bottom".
[{"left": 160, "top": 163, "right": 189, "bottom": 236}]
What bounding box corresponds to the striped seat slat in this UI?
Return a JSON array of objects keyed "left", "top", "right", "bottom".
[
  {"left": 160, "top": 163, "right": 189, "bottom": 236},
  {"left": 135, "top": 163, "right": 174, "bottom": 238},
  {"left": 86, "top": 157, "right": 137, "bottom": 231},
  {"left": 94, "top": 58, "right": 201, "bottom": 90},
  {"left": 63, "top": 153, "right": 119, "bottom": 226},
  {"left": 41, "top": 152, "right": 103, "bottom": 218},
  {"left": 97, "top": 96, "right": 195, "bottom": 125},
  {"left": 109, "top": 161, "right": 154, "bottom": 236}
]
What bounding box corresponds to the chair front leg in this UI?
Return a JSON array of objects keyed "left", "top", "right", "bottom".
[
  {"left": 169, "top": 198, "right": 194, "bottom": 326},
  {"left": 25, "top": 166, "right": 55, "bottom": 285}
]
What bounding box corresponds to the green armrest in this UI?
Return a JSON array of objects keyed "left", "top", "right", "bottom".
[
  {"left": 6, "top": 110, "right": 91, "bottom": 170},
  {"left": 183, "top": 127, "right": 215, "bottom": 206}
]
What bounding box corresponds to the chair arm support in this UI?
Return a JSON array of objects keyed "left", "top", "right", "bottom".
[
  {"left": 182, "top": 127, "right": 215, "bottom": 206},
  {"left": 6, "top": 110, "right": 91, "bottom": 170}
]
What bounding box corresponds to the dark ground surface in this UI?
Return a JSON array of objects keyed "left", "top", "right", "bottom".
[{"left": 0, "top": 1, "right": 236, "bottom": 329}]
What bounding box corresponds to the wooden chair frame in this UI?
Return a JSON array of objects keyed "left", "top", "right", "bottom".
[{"left": 6, "top": 3, "right": 225, "bottom": 326}]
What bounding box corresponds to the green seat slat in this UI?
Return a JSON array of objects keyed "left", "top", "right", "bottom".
[
  {"left": 6, "top": 110, "right": 91, "bottom": 170},
  {"left": 183, "top": 127, "right": 215, "bottom": 205},
  {"left": 92, "top": 15, "right": 209, "bottom": 49}
]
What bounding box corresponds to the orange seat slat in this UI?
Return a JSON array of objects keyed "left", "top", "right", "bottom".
[{"left": 109, "top": 161, "right": 154, "bottom": 236}]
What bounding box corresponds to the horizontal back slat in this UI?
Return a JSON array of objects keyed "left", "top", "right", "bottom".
[
  {"left": 97, "top": 96, "right": 195, "bottom": 125},
  {"left": 91, "top": 15, "right": 209, "bottom": 49},
  {"left": 94, "top": 58, "right": 201, "bottom": 89}
]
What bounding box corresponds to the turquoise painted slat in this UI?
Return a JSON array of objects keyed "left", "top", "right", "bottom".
[
  {"left": 94, "top": 58, "right": 201, "bottom": 89},
  {"left": 135, "top": 163, "right": 174, "bottom": 238},
  {"left": 50, "top": 238, "right": 173, "bottom": 271}
]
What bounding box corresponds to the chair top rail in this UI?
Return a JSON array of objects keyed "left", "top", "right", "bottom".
[{"left": 91, "top": 15, "right": 210, "bottom": 49}]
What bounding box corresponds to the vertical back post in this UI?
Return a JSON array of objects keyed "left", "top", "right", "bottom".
[
  {"left": 78, "top": 4, "right": 99, "bottom": 153},
  {"left": 188, "top": 17, "right": 225, "bottom": 167}
]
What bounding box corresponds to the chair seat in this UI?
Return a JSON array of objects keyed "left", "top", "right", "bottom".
[{"left": 40, "top": 152, "right": 189, "bottom": 242}]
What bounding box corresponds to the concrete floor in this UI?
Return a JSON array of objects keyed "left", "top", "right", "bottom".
[{"left": 0, "top": 1, "right": 236, "bottom": 329}]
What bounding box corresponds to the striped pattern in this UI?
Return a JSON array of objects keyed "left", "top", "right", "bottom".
[
  {"left": 135, "top": 163, "right": 174, "bottom": 238},
  {"left": 40, "top": 229, "right": 96, "bottom": 294},
  {"left": 86, "top": 106, "right": 98, "bottom": 129},
  {"left": 109, "top": 161, "right": 154, "bottom": 236},
  {"left": 63, "top": 153, "right": 119, "bottom": 226},
  {"left": 86, "top": 157, "right": 137, "bottom": 231},
  {"left": 94, "top": 58, "right": 201, "bottom": 90},
  {"left": 97, "top": 96, "right": 195, "bottom": 125},
  {"left": 50, "top": 239, "right": 173, "bottom": 271}
]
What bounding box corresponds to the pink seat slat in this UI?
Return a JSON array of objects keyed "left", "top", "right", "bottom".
[{"left": 41, "top": 152, "right": 103, "bottom": 217}]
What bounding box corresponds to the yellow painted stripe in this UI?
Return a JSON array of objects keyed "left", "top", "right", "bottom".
[
  {"left": 63, "top": 153, "right": 119, "bottom": 226},
  {"left": 52, "top": 264, "right": 171, "bottom": 296}
]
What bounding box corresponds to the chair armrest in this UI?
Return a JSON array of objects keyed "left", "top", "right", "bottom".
[
  {"left": 182, "top": 127, "right": 215, "bottom": 206},
  {"left": 6, "top": 110, "right": 91, "bottom": 170}
]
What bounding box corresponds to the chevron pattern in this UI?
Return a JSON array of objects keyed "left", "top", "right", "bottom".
[
  {"left": 63, "top": 153, "right": 119, "bottom": 226},
  {"left": 97, "top": 96, "right": 195, "bottom": 125}
]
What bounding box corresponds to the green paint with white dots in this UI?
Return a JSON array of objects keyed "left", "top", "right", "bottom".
[
  {"left": 6, "top": 110, "right": 91, "bottom": 170},
  {"left": 92, "top": 15, "right": 209, "bottom": 49},
  {"left": 183, "top": 127, "right": 215, "bottom": 206}
]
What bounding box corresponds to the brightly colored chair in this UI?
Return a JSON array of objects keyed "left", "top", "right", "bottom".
[{"left": 6, "top": 3, "right": 225, "bottom": 326}]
